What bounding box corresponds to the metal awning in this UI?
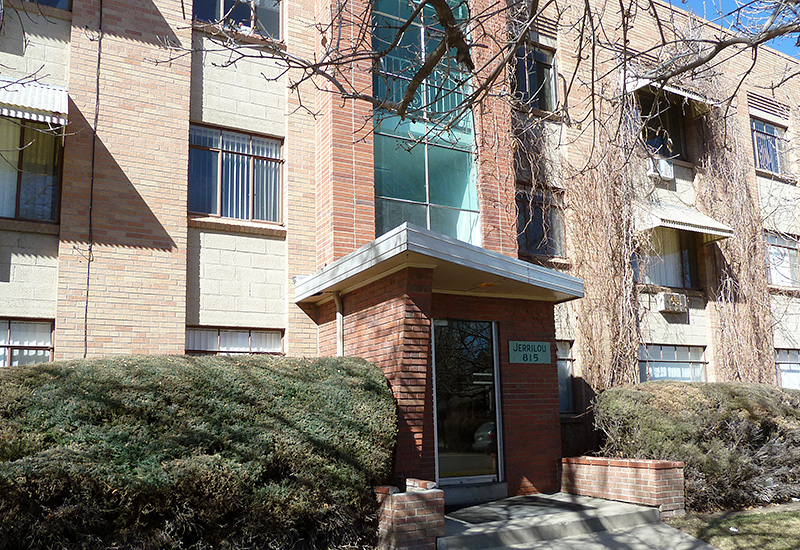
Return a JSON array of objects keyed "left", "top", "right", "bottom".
[
  {"left": 634, "top": 201, "right": 733, "bottom": 242},
  {"left": 295, "top": 224, "right": 584, "bottom": 305},
  {"left": 625, "top": 77, "right": 710, "bottom": 106},
  {"left": 0, "top": 78, "right": 68, "bottom": 125}
]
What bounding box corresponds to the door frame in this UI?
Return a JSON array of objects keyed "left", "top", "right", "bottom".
[{"left": 431, "top": 318, "right": 504, "bottom": 486}]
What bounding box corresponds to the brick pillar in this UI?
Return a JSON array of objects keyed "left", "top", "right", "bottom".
[
  {"left": 376, "top": 479, "right": 445, "bottom": 550},
  {"left": 56, "top": 0, "right": 190, "bottom": 358},
  {"left": 314, "top": 0, "right": 375, "bottom": 266}
]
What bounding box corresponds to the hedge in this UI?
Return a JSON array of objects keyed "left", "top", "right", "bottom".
[
  {"left": 594, "top": 381, "right": 800, "bottom": 511},
  {"left": 0, "top": 355, "right": 397, "bottom": 549}
]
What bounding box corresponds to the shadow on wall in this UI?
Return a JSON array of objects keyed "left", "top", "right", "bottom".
[
  {"left": 59, "top": 97, "right": 176, "bottom": 251},
  {"left": 67, "top": 0, "right": 182, "bottom": 47},
  {"left": 560, "top": 376, "right": 601, "bottom": 458}
]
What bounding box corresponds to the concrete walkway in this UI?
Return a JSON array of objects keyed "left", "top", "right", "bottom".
[{"left": 438, "top": 493, "right": 716, "bottom": 550}]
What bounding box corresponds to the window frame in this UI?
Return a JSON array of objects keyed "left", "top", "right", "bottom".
[
  {"left": 638, "top": 91, "right": 688, "bottom": 161},
  {"left": 765, "top": 232, "right": 800, "bottom": 288},
  {"left": 751, "top": 117, "right": 789, "bottom": 176},
  {"left": 512, "top": 43, "right": 557, "bottom": 113},
  {"left": 636, "top": 227, "right": 699, "bottom": 290},
  {"left": 556, "top": 340, "right": 575, "bottom": 413},
  {"left": 185, "top": 327, "right": 284, "bottom": 355},
  {"left": 515, "top": 187, "right": 565, "bottom": 260},
  {"left": 0, "top": 118, "right": 63, "bottom": 224},
  {"left": 192, "top": 0, "right": 282, "bottom": 40},
  {"left": 639, "top": 344, "right": 706, "bottom": 383},
  {"left": 0, "top": 318, "right": 54, "bottom": 367},
  {"left": 188, "top": 123, "right": 283, "bottom": 224}
]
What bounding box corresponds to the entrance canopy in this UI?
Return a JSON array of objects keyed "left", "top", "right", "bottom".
[{"left": 295, "top": 224, "right": 584, "bottom": 304}]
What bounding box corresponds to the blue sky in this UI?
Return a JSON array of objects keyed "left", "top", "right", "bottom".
[{"left": 670, "top": 0, "right": 799, "bottom": 59}]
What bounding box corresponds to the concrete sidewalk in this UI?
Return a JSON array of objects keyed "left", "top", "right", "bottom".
[{"left": 437, "top": 493, "right": 716, "bottom": 550}]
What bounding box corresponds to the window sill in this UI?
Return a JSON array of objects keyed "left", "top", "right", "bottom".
[
  {"left": 192, "top": 21, "right": 286, "bottom": 50},
  {"left": 768, "top": 285, "right": 800, "bottom": 297},
  {"left": 636, "top": 283, "right": 704, "bottom": 298},
  {"left": 188, "top": 214, "right": 287, "bottom": 238},
  {"left": 519, "top": 254, "right": 571, "bottom": 270},
  {"left": 0, "top": 218, "right": 59, "bottom": 235},
  {"left": 755, "top": 169, "right": 796, "bottom": 185},
  {"left": 10, "top": 0, "right": 71, "bottom": 20}
]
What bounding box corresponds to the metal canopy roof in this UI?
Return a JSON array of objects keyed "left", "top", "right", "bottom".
[
  {"left": 0, "top": 78, "right": 68, "bottom": 126},
  {"left": 634, "top": 201, "right": 734, "bottom": 242},
  {"left": 295, "top": 224, "right": 584, "bottom": 305}
]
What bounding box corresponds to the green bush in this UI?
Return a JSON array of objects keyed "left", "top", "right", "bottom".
[
  {"left": 594, "top": 381, "right": 800, "bottom": 512},
  {"left": 0, "top": 355, "right": 397, "bottom": 549}
]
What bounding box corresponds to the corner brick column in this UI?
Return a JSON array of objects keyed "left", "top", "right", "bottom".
[
  {"left": 376, "top": 479, "right": 445, "bottom": 550},
  {"left": 561, "top": 457, "right": 686, "bottom": 518}
]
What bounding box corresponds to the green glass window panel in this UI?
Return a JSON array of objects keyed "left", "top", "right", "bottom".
[
  {"left": 374, "top": 135, "right": 426, "bottom": 202},
  {"left": 375, "top": 197, "right": 427, "bottom": 236},
  {"left": 373, "top": 0, "right": 416, "bottom": 21},
  {"left": 375, "top": 113, "right": 427, "bottom": 140},
  {"left": 428, "top": 146, "right": 476, "bottom": 209},
  {"left": 430, "top": 206, "right": 479, "bottom": 244}
]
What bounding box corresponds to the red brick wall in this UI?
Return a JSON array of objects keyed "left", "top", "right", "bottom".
[
  {"left": 561, "top": 457, "right": 686, "bottom": 518},
  {"left": 318, "top": 267, "right": 436, "bottom": 480},
  {"left": 376, "top": 479, "right": 445, "bottom": 550},
  {"left": 432, "top": 294, "right": 561, "bottom": 495},
  {"left": 56, "top": 0, "right": 190, "bottom": 358}
]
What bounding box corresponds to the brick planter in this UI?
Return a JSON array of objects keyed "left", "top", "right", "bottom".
[
  {"left": 376, "top": 479, "right": 445, "bottom": 550},
  {"left": 561, "top": 457, "right": 685, "bottom": 518}
]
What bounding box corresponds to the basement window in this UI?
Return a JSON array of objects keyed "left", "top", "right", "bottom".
[
  {"left": 0, "top": 319, "right": 53, "bottom": 367},
  {"left": 639, "top": 344, "right": 706, "bottom": 382},
  {"left": 776, "top": 349, "right": 800, "bottom": 390},
  {"left": 185, "top": 328, "right": 283, "bottom": 355},
  {"left": 193, "top": 0, "right": 281, "bottom": 39}
]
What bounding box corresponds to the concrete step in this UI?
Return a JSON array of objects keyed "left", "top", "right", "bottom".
[
  {"left": 438, "top": 493, "right": 662, "bottom": 550},
  {"left": 483, "top": 523, "right": 716, "bottom": 550}
]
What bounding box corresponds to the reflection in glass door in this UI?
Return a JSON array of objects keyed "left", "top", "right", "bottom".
[{"left": 433, "top": 319, "right": 501, "bottom": 483}]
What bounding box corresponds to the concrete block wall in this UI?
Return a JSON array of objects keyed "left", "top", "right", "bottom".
[
  {"left": 0, "top": 229, "right": 59, "bottom": 319},
  {"left": 186, "top": 228, "right": 287, "bottom": 330},
  {"left": 561, "top": 456, "right": 686, "bottom": 519},
  {"left": 376, "top": 479, "right": 445, "bottom": 550}
]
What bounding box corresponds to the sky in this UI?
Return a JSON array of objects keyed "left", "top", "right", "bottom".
[{"left": 670, "top": 0, "right": 800, "bottom": 60}]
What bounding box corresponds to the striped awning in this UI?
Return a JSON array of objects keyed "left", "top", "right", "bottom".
[
  {"left": 635, "top": 201, "right": 733, "bottom": 242},
  {"left": 0, "top": 77, "right": 68, "bottom": 125}
]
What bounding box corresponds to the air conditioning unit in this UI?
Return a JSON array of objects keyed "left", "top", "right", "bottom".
[
  {"left": 647, "top": 158, "right": 675, "bottom": 181},
  {"left": 655, "top": 292, "right": 688, "bottom": 313}
]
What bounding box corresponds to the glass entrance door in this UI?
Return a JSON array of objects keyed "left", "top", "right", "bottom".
[{"left": 433, "top": 319, "right": 501, "bottom": 483}]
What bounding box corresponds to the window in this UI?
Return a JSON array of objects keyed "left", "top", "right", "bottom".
[
  {"left": 188, "top": 125, "right": 282, "bottom": 223},
  {"left": 0, "top": 118, "right": 61, "bottom": 222},
  {"left": 0, "top": 320, "right": 53, "bottom": 367},
  {"left": 23, "top": 0, "right": 71, "bottom": 10},
  {"left": 765, "top": 233, "right": 800, "bottom": 287},
  {"left": 185, "top": 328, "right": 282, "bottom": 355},
  {"left": 372, "top": 0, "right": 479, "bottom": 245},
  {"left": 513, "top": 44, "right": 556, "bottom": 112},
  {"left": 193, "top": 0, "right": 281, "bottom": 39},
  {"left": 556, "top": 341, "right": 574, "bottom": 413},
  {"left": 516, "top": 189, "right": 564, "bottom": 258},
  {"left": 751, "top": 118, "right": 788, "bottom": 175},
  {"left": 639, "top": 92, "right": 686, "bottom": 160},
  {"left": 637, "top": 227, "right": 698, "bottom": 289},
  {"left": 639, "top": 344, "right": 706, "bottom": 382},
  {"left": 776, "top": 349, "right": 800, "bottom": 390}
]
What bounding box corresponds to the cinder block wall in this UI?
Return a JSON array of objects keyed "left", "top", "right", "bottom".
[{"left": 561, "top": 457, "right": 686, "bottom": 518}]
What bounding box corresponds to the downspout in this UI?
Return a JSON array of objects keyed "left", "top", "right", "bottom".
[{"left": 333, "top": 291, "right": 344, "bottom": 357}]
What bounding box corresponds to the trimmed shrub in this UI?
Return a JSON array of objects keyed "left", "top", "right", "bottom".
[
  {"left": 0, "top": 355, "right": 397, "bottom": 549},
  {"left": 594, "top": 381, "right": 800, "bottom": 511}
]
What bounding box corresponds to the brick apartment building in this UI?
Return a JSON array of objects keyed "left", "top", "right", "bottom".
[{"left": 0, "top": 0, "right": 797, "bottom": 504}]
